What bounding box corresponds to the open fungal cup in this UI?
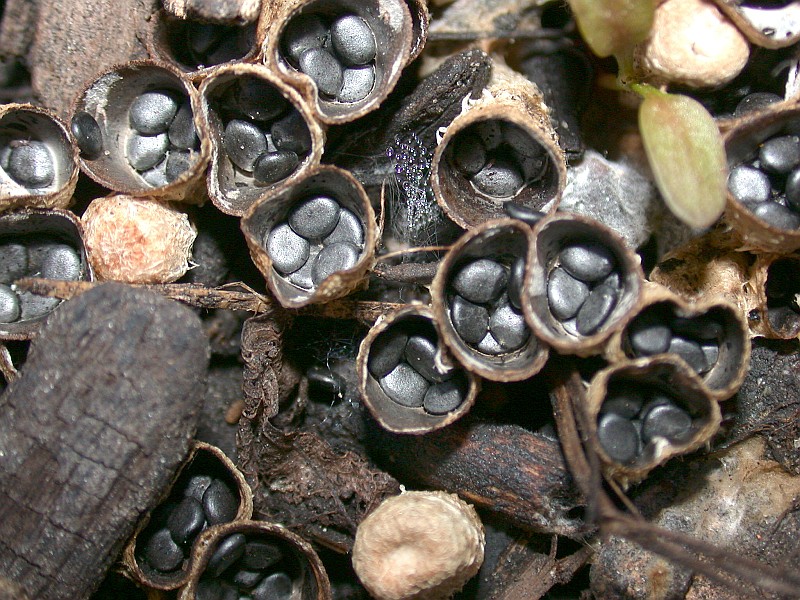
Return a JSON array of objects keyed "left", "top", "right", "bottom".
[
  {"left": 0, "top": 104, "right": 78, "bottom": 212},
  {"left": 606, "top": 284, "right": 750, "bottom": 401},
  {"left": 241, "top": 165, "right": 375, "bottom": 308},
  {"left": 180, "top": 520, "right": 331, "bottom": 600},
  {"left": 357, "top": 305, "right": 480, "bottom": 435},
  {"left": 431, "top": 218, "right": 549, "bottom": 382},
  {"left": 587, "top": 357, "right": 721, "bottom": 485},
  {"left": 123, "top": 442, "right": 253, "bottom": 591},
  {"left": 71, "top": 61, "right": 210, "bottom": 202},
  {"left": 0, "top": 208, "right": 92, "bottom": 341},
  {"left": 431, "top": 62, "right": 565, "bottom": 230},
  {"left": 147, "top": 10, "right": 259, "bottom": 81},
  {"left": 724, "top": 103, "right": 800, "bottom": 252},
  {"left": 523, "top": 213, "right": 644, "bottom": 357},
  {"left": 265, "top": 0, "right": 414, "bottom": 124},
  {"left": 200, "top": 64, "right": 323, "bottom": 216}
]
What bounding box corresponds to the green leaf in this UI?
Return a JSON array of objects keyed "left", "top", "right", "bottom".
[
  {"left": 638, "top": 91, "right": 727, "bottom": 229},
  {"left": 567, "top": 0, "right": 654, "bottom": 59}
]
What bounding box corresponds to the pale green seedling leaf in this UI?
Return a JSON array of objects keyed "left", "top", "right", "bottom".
[
  {"left": 567, "top": 0, "right": 654, "bottom": 59},
  {"left": 639, "top": 91, "right": 727, "bottom": 229}
]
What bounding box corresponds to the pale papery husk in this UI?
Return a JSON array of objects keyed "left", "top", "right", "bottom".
[
  {"left": 81, "top": 194, "right": 196, "bottom": 284},
  {"left": 161, "top": 0, "right": 261, "bottom": 24},
  {"left": 180, "top": 520, "right": 331, "bottom": 600},
  {"left": 352, "top": 491, "right": 484, "bottom": 600},
  {"left": 0, "top": 104, "right": 79, "bottom": 213},
  {"left": 357, "top": 304, "right": 480, "bottom": 435},
  {"left": 604, "top": 282, "right": 750, "bottom": 402},
  {"left": 586, "top": 357, "right": 721, "bottom": 487},
  {"left": 430, "top": 60, "right": 566, "bottom": 230},
  {"left": 259, "top": 0, "right": 416, "bottom": 125},
  {"left": 121, "top": 441, "right": 254, "bottom": 591},
  {"left": 430, "top": 218, "right": 549, "bottom": 382},
  {"left": 708, "top": 0, "right": 800, "bottom": 49}
]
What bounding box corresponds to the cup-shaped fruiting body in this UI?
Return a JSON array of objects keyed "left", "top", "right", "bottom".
[
  {"left": 241, "top": 165, "right": 376, "bottom": 308},
  {"left": 586, "top": 357, "right": 721, "bottom": 485},
  {"left": 0, "top": 208, "right": 92, "bottom": 341},
  {"left": 605, "top": 283, "right": 750, "bottom": 402},
  {"left": 633, "top": 0, "right": 749, "bottom": 89},
  {"left": 71, "top": 61, "right": 210, "bottom": 202},
  {"left": 122, "top": 442, "right": 253, "bottom": 591},
  {"left": 430, "top": 61, "right": 565, "bottom": 230},
  {"left": 147, "top": 10, "right": 260, "bottom": 82},
  {"left": 81, "top": 194, "right": 197, "bottom": 284},
  {"left": 709, "top": 0, "right": 800, "bottom": 49},
  {"left": 352, "top": 491, "right": 484, "bottom": 600},
  {"left": 263, "top": 0, "right": 415, "bottom": 125},
  {"left": 723, "top": 103, "right": 800, "bottom": 252},
  {"left": 750, "top": 252, "right": 800, "bottom": 339},
  {"left": 522, "top": 212, "right": 644, "bottom": 358},
  {"left": 357, "top": 304, "right": 480, "bottom": 435},
  {"left": 430, "top": 218, "right": 549, "bottom": 382},
  {"left": 404, "top": 0, "right": 429, "bottom": 64},
  {"left": 0, "top": 104, "right": 79, "bottom": 212},
  {"left": 179, "top": 520, "right": 331, "bottom": 600},
  {"left": 200, "top": 63, "right": 323, "bottom": 216}
]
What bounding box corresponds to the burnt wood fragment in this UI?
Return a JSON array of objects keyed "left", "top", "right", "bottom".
[{"left": 0, "top": 283, "right": 209, "bottom": 600}]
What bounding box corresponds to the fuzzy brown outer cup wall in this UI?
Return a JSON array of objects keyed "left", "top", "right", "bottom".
[
  {"left": 264, "top": 0, "right": 413, "bottom": 125},
  {"left": 431, "top": 218, "right": 549, "bottom": 382},
  {"left": 0, "top": 208, "right": 92, "bottom": 341},
  {"left": 523, "top": 213, "right": 644, "bottom": 358},
  {"left": 723, "top": 104, "right": 800, "bottom": 253},
  {"left": 147, "top": 10, "right": 260, "bottom": 83},
  {"left": 606, "top": 284, "right": 750, "bottom": 402},
  {"left": 586, "top": 357, "right": 721, "bottom": 486},
  {"left": 200, "top": 64, "right": 324, "bottom": 217},
  {"left": 122, "top": 441, "right": 253, "bottom": 591},
  {"left": 357, "top": 305, "right": 480, "bottom": 435},
  {"left": 0, "top": 104, "right": 78, "bottom": 212},
  {"left": 179, "top": 520, "right": 331, "bottom": 600},
  {"left": 240, "top": 165, "right": 376, "bottom": 308},
  {"left": 71, "top": 61, "right": 210, "bottom": 202}
]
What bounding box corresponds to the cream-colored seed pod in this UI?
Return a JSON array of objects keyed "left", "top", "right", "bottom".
[
  {"left": 352, "top": 491, "right": 484, "bottom": 600},
  {"left": 634, "top": 0, "right": 750, "bottom": 88},
  {"left": 82, "top": 195, "right": 196, "bottom": 284}
]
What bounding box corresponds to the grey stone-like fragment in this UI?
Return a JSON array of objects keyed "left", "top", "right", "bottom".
[
  {"left": 547, "top": 267, "right": 590, "bottom": 321},
  {"left": 41, "top": 244, "right": 81, "bottom": 281},
  {"left": 476, "top": 331, "right": 505, "bottom": 355},
  {"left": 452, "top": 132, "right": 487, "bottom": 176},
  {"left": 667, "top": 336, "right": 708, "bottom": 373},
  {"left": 504, "top": 201, "right": 546, "bottom": 226},
  {"left": 166, "top": 497, "right": 205, "bottom": 545},
  {"left": 450, "top": 294, "right": 490, "bottom": 345},
  {"left": 324, "top": 208, "right": 363, "bottom": 246},
  {"left": 232, "top": 568, "right": 265, "bottom": 589},
  {"left": 299, "top": 47, "right": 344, "bottom": 97},
  {"left": 749, "top": 200, "right": 800, "bottom": 229},
  {"left": 424, "top": 378, "right": 465, "bottom": 415},
  {"left": 287, "top": 245, "right": 319, "bottom": 289},
  {"left": 338, "top": 64, "right": 375, "bottom": 103},
  {"left": 474, "top": 120, "right": 503, "bottom": 151},
  {"left": 129, "top": 91, "right": 179, "bottom": 135},
  {"left": 282, "top": 14, "right": 328, "bottom": 64},
  {"left": 472, "top": 158, "right": 524, "bottom": 197},
  {"left": 404, "top": 334, "right": 452, "bottom": 383},
  {"left": 727, "top": 164, "right": 771, "bottom": 203},
  {"left": 380, "top": 362, "right": 428, "bottom": 407},
  {"left": 576, "top": 283, "right": 618, "bottom": 336},
  {"left": 700, "top": 343, "right": 719, "bottom": 372},
  {"left": 758, "top": 135, "right": 800, "bottom": 174},
  {"left": 202, "top": 479, "right": 238, "bottom": 525},
  {"left": 141, "top": 159, "right": 169, "bottom": 187},
  {"left": 641, "top": 403, "right": 692, "bottom": 444},
  {"left": 451, "top": 258, "right": 507, "bottom": 305},
  {"left": 734, "top": 92, "right": 782, "bottom": 117},
  {"left": 288, "top": 196, "right": 341, "bottom": 239},
  {"left": 489, "top": 301, "right": 529, "bottom": 351},
  {"left": 241, "top": 541, "right": 283, "bottom": 571},
  {"left": 236, "top": 79, "right": 288, "bottom": 122},
  {"left": 71, "top": 112, "right": 103, "bottom": 159},
  {"left": 266, "top": 223, "right": 309, "bottom": 274},
  {"left": 165, "top": 150, "right": 193, "bottom": 182},
  {"left": 628, "top": 319, "right": 672, "bottom": 356},
  {"left": 205, "top": 533, "right": 246, "bottom": 577},
  {"left": 311, "top": 241, "right": 359, "bottom": 284},
  {"left": 0, "top": 243, "right": 28, "bottom": 284},
  {"left": 559, "top": 242, "right": 615, "bottom": 283},
  {"left": 253, "top": 151, "right": 300, "bottom": 185},
  {"left": 786, "top": 167, "right": 800, "bottom": 211},
  {"left": 168, "top": 102, "right": 199, "bottom": 150},
  {"left": 223, "top": 120, "right": 267, "bottom": 172},
  {"left": 597, "top": 413, "right": 640, "bottom": 464},
  {"left": 368, "top": 328, "right": 408, "bottom": 378},
  {"left": 331, "top": 15, "right": 376, "bottom": 65},
  {"left": 270, "top": 110, "right": 311, "bottom": 155},
  {"left": 7, "top": 141, "right": 55, "bottom": 188},
  {"left": 127, "top": 132, "right": 169, "bottom": 171},
  {"left": 600, "top": 391, "right": 643, "bottom": 419},
  {"left": 183, "top": 474, "right": 212, "bottom": 501},
  {"left": 142, "top": 528, "right": 184, "bottom": 572},
  {"left": 0, "top": 284, "right": 20, "bottom": 323},
  {"left": 252, "top": 572, "right": 293, "bottom": 600},
  {"left": 507, "top": 257, "right": 525, "bottom": 310}
]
